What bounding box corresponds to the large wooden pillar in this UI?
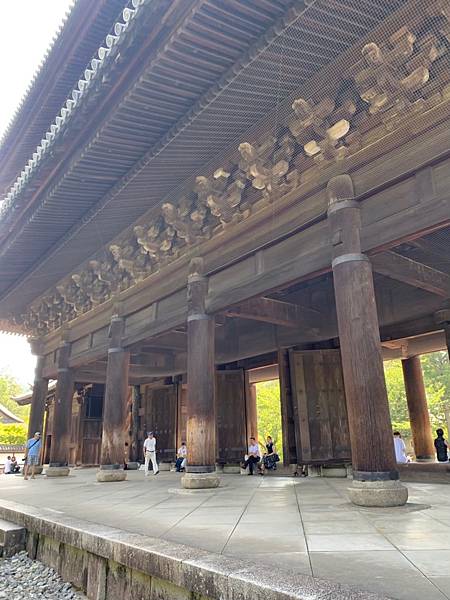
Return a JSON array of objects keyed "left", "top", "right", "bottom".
[
  {"left": 27, "top": 339, "right": 49, "bottom": 442},
  {"left": 327, "top": 174, "right": 407, "bottom": 507},
  {"left": 130, "top": 385, "right": 141, "bottom": 463},
  {"left": 245, "top": 372, "right": 258, "bottom": 440},
  {"left": 97, "top": 315, "right": 130, "bottom": 482},
  {"left": 47, "top": 340, "right": 73, "bottom": 476},
  {"left": 435, "top": 309, "right": 450, "bottom": 362},
  {"left": 401, "top": 356, "right": 434, "bottom": 461},
  {"left": 434, "top": 309, "right": 450, "bottom": 435},
  {"left": 182, "top": 258, "right": 219, "bottom": 489}
]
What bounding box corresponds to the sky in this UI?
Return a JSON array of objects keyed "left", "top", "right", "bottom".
[{"left": 0, "top": 0, "right": 74, "bottom": 387}]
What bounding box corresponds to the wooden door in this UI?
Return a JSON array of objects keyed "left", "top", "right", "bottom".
[
  {"left": 80, "top": 384, "right": 105, "bottom": 466},
  {"left": 289, "top": 349, "right": 351, "bottom": 464},
  {"left": 141, "top": 384, "right": 177, "bottom": 464},
  {"left": 216, "top": 369, "right": 247, "bottom": 465},
  {"left": 278, "top": 349, "right": 298, "bottom": 465}
]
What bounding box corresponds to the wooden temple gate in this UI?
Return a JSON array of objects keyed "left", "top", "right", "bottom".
[
  {"left": 2, "top": 0, "right": 450, "bottom": 504},
  {"left": 42, "top": 349, "right": 352, "bottom": 470}
]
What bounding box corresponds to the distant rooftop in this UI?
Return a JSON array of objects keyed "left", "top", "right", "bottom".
[{"left": 0, "top": 403, "right": 24, "bottom": 424}]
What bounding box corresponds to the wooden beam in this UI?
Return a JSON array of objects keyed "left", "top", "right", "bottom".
[
  {"left": 75, "top": 364, "right": 185, "bottom": 381},
  {"left": 223, "top": 297, "right": 321, "bottom": 328},
  {"left": 371, "top": 251, "right": 450, "bottom": 298}
]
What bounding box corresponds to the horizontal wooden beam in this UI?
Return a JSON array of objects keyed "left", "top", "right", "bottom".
[
  {"left": 371, "top": 251, "right": 450, "bottom": 298},
  {"left": 223, "top": 297, "right": 321, "bottom": 328}
]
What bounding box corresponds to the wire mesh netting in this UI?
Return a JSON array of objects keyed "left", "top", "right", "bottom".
[{"left": 2, "top": 0, "right": 450, "bottom": 334}]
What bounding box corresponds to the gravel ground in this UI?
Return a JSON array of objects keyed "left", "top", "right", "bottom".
[{"left": 0, "top": 552, "right": 86, "bottom": 599}]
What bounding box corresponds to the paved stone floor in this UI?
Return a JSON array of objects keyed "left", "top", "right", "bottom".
[{"left": 0, "top": 469, "right": 449, "bottom": 600}]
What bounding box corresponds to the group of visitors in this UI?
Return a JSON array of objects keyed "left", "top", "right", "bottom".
[
  {"left": 3, "top": 454, "right": 20, "bottom": 474},
  {"left": 1, "top": 431, "right": 42, "bottom": 479},
  {"left": 142, "top": 431, "right": 187, "bottom": 476},
  {"left": 393, "top": 429, "right": 449, "bottom": 463},
  {"left": 5, "top": 427, "right": 449, "bottom": 479},
  {"left": 242, "top": 435, "right": 280, "bottom": 475}
]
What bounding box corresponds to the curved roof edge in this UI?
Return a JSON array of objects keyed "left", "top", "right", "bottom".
[
  {"left": 0, "top": 0, "right": 129, "bottom": 199},
  {"left": 0, "top": 0, "right": 147, "bottom": 225}
]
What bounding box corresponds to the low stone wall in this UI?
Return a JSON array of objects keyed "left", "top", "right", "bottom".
[
  {"left": 0, "top": 499, "right": 388, "bottom": 600},
  {"left": 398, "top": 462, "right": 450, "bottom": 484}
]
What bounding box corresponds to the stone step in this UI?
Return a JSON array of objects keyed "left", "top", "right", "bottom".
[{"left": 0, "top": 518, "right": 26, "bottom": 558}]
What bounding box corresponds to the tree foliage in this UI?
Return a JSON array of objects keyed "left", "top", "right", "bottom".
[
  {"left": 0, "top": 423, "right": 27, "bottom": 445},
  {"left": 255, "top": 380, "right": 283, "bottom": 461},
  {"left": 384, "top": 351, "right": 450, "bottom": 439},
  {"left": 0, "top": 372, "right": 29, "bottom": 439}
]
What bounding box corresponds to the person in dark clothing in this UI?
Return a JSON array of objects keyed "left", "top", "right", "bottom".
[
  {"left": 434, "top": 428, "right": 449, "bottom": 462},
  {"left": 262, "top": 435, "right": 279, "bottom": 473}
]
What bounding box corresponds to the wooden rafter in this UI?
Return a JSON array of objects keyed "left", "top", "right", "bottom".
[
  {"left": 223, "top": 297, "right": 321, "bottom": 328},
  {"left": 371, "top": 251, "right": 450, "bottom": 298}
]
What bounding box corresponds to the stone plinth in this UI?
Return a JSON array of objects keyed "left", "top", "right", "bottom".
[
  {"left": 126, "top": 462, "right": 139, "bottom": 470},
  {"left": 96, "top": 469, "right": 127, "bottom": 482},
  {"left": 349, "top": 479, "right": 408, "bottom": 507},
  {"left": 321, "top": 465, "right": 348, "bottom": 478},
  {"left": 223, "top": 465, "right": 240, "bottom": 474},
  {"left": 181, "top": 472, "right": 220, "bottom": 489},
  {"left": 159, "top": 463, "right": 171, "bottom": 471},
  {"left": 45, "top": 466, "right": 70, "bottom": 478},
  {"left": 0, "top": 518, "right": 26, "bottom": 557},
  {"left": 32, "top": 465, "right": 44, "bottom": 475}
]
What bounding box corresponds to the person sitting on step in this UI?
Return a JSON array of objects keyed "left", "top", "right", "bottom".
[
  {"left": 175, "top": 442, "right": 187, "bottom": 472},
  {"left": 242, "top": 437, "right": 260, "bottom": 475}
]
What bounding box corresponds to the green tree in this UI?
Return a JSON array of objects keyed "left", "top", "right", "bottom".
[
  {"left": 0, "top": 423, "right": 27, "bottom": 445},
  {"left": 255, "top": 380, "right": 283, "bottom": 461},
  {"left": 384, "top": 351, "right": 450, "bottom": 440},
  {"left": 0, "top": 372, "right": 30, "bottom": 423}
]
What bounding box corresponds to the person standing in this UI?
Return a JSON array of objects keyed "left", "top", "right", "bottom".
[
  {"left": 175, "top": 442, "right": 187, "bottom": 472},
  {"left": 243, "top": 437, "right": 260, "bottom": 475},
  {"left": 434, "top": 428, "right": 449, "bottom": 462},
  {"left": 24, "top": 432, "right": 42, "bottom": 480},
  {"left": 143, "top": 431, "right": 159, "bottom": 476},
  {"left": 393, "top": 431, "right": 408, "bottom": 464}
]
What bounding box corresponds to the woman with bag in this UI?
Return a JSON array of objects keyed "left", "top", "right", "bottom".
[{"left": 261, "top": 435, "right": 280, "bottom": 473}]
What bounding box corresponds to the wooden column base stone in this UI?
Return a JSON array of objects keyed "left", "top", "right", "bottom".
[
  {"left": 46, "top": 466, "right": 70, "bottom": 477},
  {"left": 181, "top": 472, "right": 220, "bottom": 489},
  {"left": 96, "top": 468, "right": 127, "bottom": 482},
  {"left": 349, "top": 480, "right": 408, "bottom": 507}
]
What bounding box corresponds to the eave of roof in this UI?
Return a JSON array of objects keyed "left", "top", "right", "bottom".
[
  {"left": 0, "top": 0, "right": 409, "bottom": 319},
  {"left": 0, "top": 403, "right": 24, "bottom": 424},
  {"left": 0, "top": 0, "right": 128, "bottom": 200},
  {"left": 13, "top": 382, "right": 56, "bottom": 406}
]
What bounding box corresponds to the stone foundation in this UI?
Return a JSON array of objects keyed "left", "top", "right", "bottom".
[
  {"left": 0, "top": 518, "right": 26, "bottom": 557},
  {"left": 349, "top": 479, "right": 409, "bottom": 507},
  {"left": 0, "top": 500, "right": 385, "bottom": 600},
  {"left": 45, "top": 466, "right": 70, "bottom": 477},
  {"left": 96, "top": 469, "right": 127, "bottom": 483},
  {"left": 181, "top": 472, "right": 220, "bottom": 489}
]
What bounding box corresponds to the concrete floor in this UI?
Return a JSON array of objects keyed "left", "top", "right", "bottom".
[{"left": 0, "top": 469, "right": 449, "bottom": 600}]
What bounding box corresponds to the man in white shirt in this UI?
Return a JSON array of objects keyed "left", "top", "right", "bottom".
[
  {"left": 143, "top": 432, "right": 159, "bottom": 476},
  {"left": 243, "top": 437, "right": 260, "bottom": 475},
  {"left": 175, "top": 442, "right": 187, "bottom": 472},
  {"left": 4, "top": 456, "right": 12, "bottom": 474}
]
